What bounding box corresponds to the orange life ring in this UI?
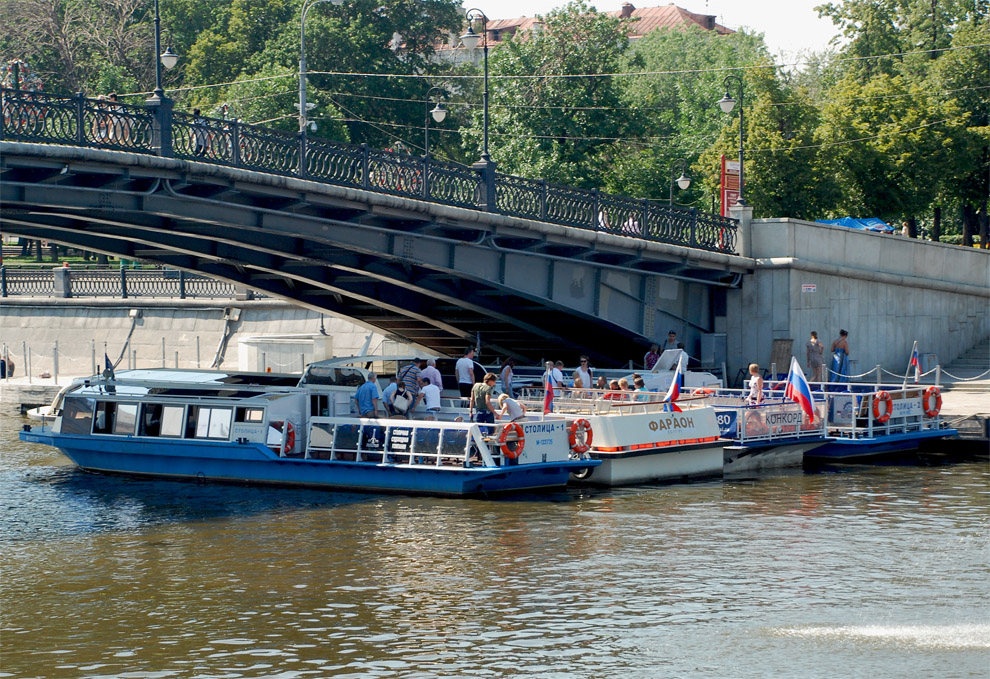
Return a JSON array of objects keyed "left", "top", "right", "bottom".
[
  {"left": 922, "top": 386, "right": 942, "bottom": 418},
  {"left": 568, "top": 418, "right": 593, "bottom": 454},
  {"left": 872, "top": 391, "right": 892, "bottom": 424},
  {"left": 269, "top": 419, "right": 296, "bottom": 454},
  {"left": 692, "top": 388, "right": 714, "bottom": 396},
  {"left": 498, "top": 422, "right": 525, "bottom": 459}
]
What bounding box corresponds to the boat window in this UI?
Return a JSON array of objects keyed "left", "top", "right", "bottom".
[
  {"left": 61, "top": 397, "right": 95, "bottom": 435},
  {"left": 235, "top": 407, "right": 264, "bottom": 423},
  {"left": 140, "top": 404, "right": 162, "bottom": 436},
  {"left": 311, "top": 394, "right": 330, "bottom": 417},
  {"left": 189, "top": 406, "right": 233, "bottom": 440},
  {"left": 160, "top": 405, "right": 185, "bottom": 437},
  {"left": 92, "top": 402, "right": 116, "bottom": 434},
  {"left": 113, "top": 403, "right": 138, "bottom": 435},
  {"left": 208, "top": 408, "right": 232, "bottom": 439}
]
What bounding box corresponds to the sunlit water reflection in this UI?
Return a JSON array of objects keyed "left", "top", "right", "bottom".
[{"left": 2, "top": 408, "right": 987, "bottom": 678}]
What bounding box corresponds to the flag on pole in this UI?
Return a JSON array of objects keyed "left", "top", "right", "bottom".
[
  {"left": 910, "top": 344, "right": 920, "bottom": 383},
  {"left": 662, "top": 354, "right": 684, "bottom": 412},
  {"left": 104, "top": 352, "right": 115, "bottom": 377},
  {"left": 784, "top": 356, "right": 815, "bottom": 422},
  {"left": 543, "top": 371, "right": 555, "bottom": 414}
]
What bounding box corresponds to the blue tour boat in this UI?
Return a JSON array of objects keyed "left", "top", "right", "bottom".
[{"left": 19, "top": 364, "right": 598, "bottom": 497}]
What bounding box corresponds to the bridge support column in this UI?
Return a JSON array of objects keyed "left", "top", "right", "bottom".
[
  {"left": 730, "top": 204, "right": 753, "bottom": 258},
  {"left": 147, "top": 95, "right": 174, "bottom": 157},
  {"left": 53, "top": 265, "right": 72, "bottom": 298},
  {"left": 473, "top": 157, "right": 497, "bottom": 212}
]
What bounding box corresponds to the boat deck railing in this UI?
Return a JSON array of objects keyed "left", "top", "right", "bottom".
[
  {"left": 825, "top": 389, "right": 945, "bottom": 440},
  {"left": 711, "top": 401, "right": 828, "bottom": 444},
  {"left": 305, "top": 416, "right": 507, "bottom": 467},
  {"left": 517, "top": 387, "right": 709, "bottom": 415}
]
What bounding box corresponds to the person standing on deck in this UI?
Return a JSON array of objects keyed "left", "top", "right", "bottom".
[
  {"left": 806, "top": 331, "right": 825, "bottom": 382},
  {"left": 572, "top": 356, "right": 593, "bottom": 395},
  {"left": 500, "top": 357, "right": 516, "bottom": 399},
  {"left": 470, "top": 373, "right": 498, "bottom": 433},
  {"left": 353, "top": 372, "right": 381, "bottom": 417},
  {"left": 456, "top": 348, "right": 476, "bottom": 398},
  {"left": 421, "top": 358, "right": 443, "bottom": 392},
  {"left": 746, "top": 364, "right": 765, "bottom": 405},
  {"left": 644, "top": 343, "right": 660, "bottom": 370},
  {"left": 830, "top": 330, "right": 851, "bottom": 384},
  {"left": 662, "top": 330, "right": 679, "bottom": 352}
]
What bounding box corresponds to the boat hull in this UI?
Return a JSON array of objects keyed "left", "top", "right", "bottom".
[
  {"left": 805, "top": 428, "right": 957, "bottom": 460},
  {"left": 572, "top": 440, "right": 725, "bottom": 486},
  {"left": 723, "top": 438, "right": 826, "bottom": 473},
  {"left": 20, "top": 429, "right": 592, "bottom": 497}
]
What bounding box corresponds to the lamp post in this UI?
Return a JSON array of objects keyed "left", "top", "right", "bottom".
[
  {"left": 299, "top": 0, "right": 344, "bottom": 133},
  {"left": 150, "top": 0, "right": 179, "bottom": 103},
  {"left": 460, "top": 9, "right": 490, "bottom": 163},
  {"left": 668, "top": 158, "right": 691, "bottom": 206},
  {"left": 424, "top": 86, "right": 447, "bottom": 158},
  {"left": 717, "top": 74, "right": 745, "bottom": 206}
]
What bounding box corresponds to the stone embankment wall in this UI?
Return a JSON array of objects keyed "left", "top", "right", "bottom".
[
  {"left": 0, "top": 299, "right": 411, "bottom": 378},
  {"left": 726, "top": 218, "right": 990, "bottom": 380}
]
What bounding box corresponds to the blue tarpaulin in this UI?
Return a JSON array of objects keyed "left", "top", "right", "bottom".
[{"left": 816, "top": 217, "right": 895, "bottom": 233}]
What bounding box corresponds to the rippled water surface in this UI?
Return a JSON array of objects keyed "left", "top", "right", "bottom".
[{"left": 2, "top": 408, "right": 987, "bottom": 678}]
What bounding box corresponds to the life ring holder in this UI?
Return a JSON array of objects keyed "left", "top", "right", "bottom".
[
  {"left": 498, "top": 422, "right": 526, "bottom": 459},
  {"left": 922, "top": 386, "right": 942, "bottom": 418},
  {"left": 269, "top": 419, "right": 296, "bottom": 454},
  {"left": 872, "top": 391, "right": 892, "bottom": 424},
  {"left": 568, "top": 419, "right": 593, "bottom": 454}
]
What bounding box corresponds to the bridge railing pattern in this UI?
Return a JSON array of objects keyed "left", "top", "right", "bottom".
[
  {"left": 0, "top": 266, "right": 248, "bottom": 299},
  {"left": 1, "top": 88, "right": 737, "bottom": 254}
]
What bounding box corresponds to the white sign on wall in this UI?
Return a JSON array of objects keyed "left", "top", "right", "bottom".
[{"left": 802, "top": 284, "right": 817, "bottom": 292}]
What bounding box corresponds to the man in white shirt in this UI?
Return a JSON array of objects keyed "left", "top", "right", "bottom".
[
  {"left": 551, "top": 361, "right": 565, "bottom": 388},
  {"left": 455, "top": 347, "right": 476, "bottom": 398},
  {"left": 421, "top": 377, "right": 442, "bottom": 413},
  {"left": 572, "top": 355, "right": 593, "bottom": 392}
]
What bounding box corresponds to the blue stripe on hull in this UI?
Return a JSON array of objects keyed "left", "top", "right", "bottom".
[
  {"left": 20, "top": 432, "right": 590, "bottom": 496},
  {"left": 806, "top": 429, "right": 956, "bottom": 460}
]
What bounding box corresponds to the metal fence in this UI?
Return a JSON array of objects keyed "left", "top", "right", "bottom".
[
  {"left": 0, "top": 266, "right": 244, "bottom": 299},
  {"left": 1, "top": 87, "right": 738, "bottom": 254}
]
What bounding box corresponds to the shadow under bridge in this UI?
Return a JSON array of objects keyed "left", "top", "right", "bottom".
[{"left": 0, "top": 143, "right": 750, "bottom": 365}]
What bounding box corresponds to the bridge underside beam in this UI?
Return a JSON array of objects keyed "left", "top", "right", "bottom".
[{"left": 1, "top": 150, "right": 747, "bottom": 365}]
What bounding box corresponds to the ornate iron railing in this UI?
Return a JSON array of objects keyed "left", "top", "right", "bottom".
[
  {"left": 0, "top": 266, "right": 246, "bottom": 299},
  {"left": 0, "top": 87, "right": 737, "bottom": 253}
]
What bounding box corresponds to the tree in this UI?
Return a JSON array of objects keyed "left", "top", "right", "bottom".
[
  {"left": 460, "top": 1, "right": 637, "bottom": 188},
  {"left": 618, "top": 25, "right": 772, "bottom": 206}
]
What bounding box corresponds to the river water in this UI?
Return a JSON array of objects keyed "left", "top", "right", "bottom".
[{"left": 1, "top": 407, "right": 987, "bottom": 679}]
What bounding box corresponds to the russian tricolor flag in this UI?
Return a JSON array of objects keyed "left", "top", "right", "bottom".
[
  {"left": 543, "top": 372, "right": 554, "bottom": 414},
  {"left": 910, "top": 346, "right": 920, "bottom": 383},
  {"left": 662, "top": 355, "right": 684, "bottom": 412},
  {"left": 784, "top": 356, "right": 815, "bottom": 422}
]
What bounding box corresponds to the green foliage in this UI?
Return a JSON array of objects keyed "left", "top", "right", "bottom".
[
  {"left": 0, "top": 0, "right": 985, "bottom": 234},
  {"left": 463, "top": 1, "right": 636, "bottom": 188}
]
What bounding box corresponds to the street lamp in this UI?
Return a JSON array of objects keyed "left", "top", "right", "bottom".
[
  {"left": 299, "top": 0, "right": 344, "bottom": 133},
  {"left": 460, "top": 8, "right": 490, "bottom": 163},
  {"left": 424, "top": 86, "right": 447, "bottom": 158},
  {"left": 717, "top": 74, "right": 745, "bottom": 206},
  {"left": 150, "top": 0, "right": 179, "bottom": 102},
  {"left": 668, "top": 158, "right": 691, "bottom": 206}
]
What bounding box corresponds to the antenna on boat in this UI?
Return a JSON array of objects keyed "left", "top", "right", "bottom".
[{"left": 358, "top": 334, "right": 373, "bottom": 358}]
